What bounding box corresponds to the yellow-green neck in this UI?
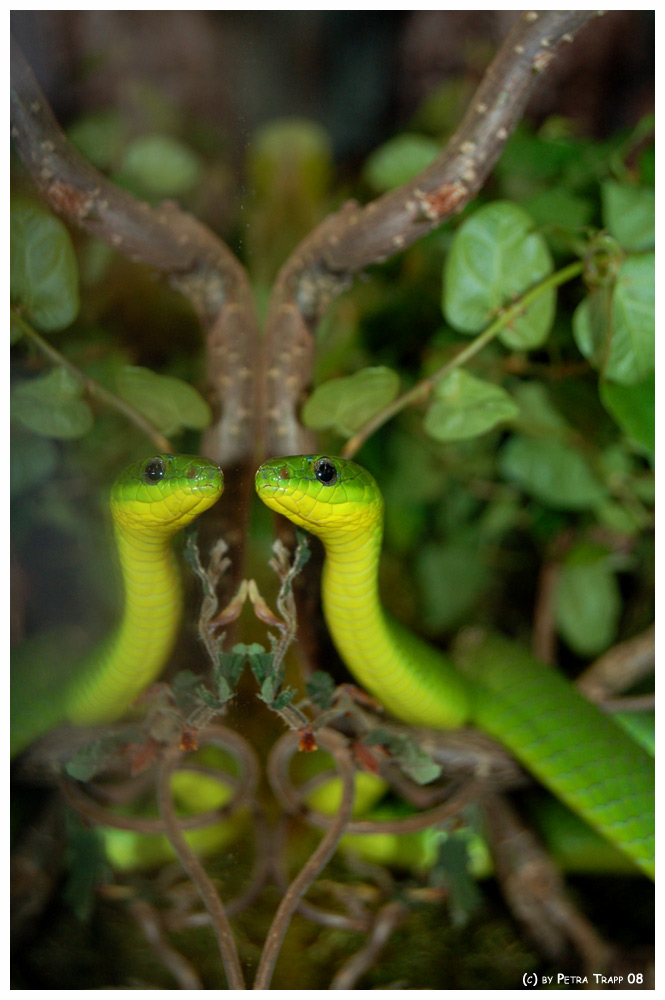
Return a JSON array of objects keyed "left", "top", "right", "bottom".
[
  {"left": 65, "top": 523, "right": 182, "bottom": 725},
  {"left": 320, "top": 521, "right": 470, "bottom": 728}
]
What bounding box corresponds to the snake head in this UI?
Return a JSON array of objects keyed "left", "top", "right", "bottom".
[
  {"left": 110, "top": 454, "right": 224, "bottom": 534},
  {"left": 255, "top": 455, "right": 383, "bottom": 538}
]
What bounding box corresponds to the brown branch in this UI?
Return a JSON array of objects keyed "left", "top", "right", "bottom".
[
  {"left": 576, "top": 624, "right": 655, "bottom": 702},
  {"left": 262, "top": 11, "right": 600, "bottom": 456},
  {"left": 156, "top": 744, "right": 246, "bottom": 990},
  {"left": 129, "top": 899, "right": 203, "bottom": 990},
  {"left": 329, "top": 900, "right": 408, "bottom": 990},
  {"left": 253, "top": 728, "right": 356, "bottom": 990},
  {"left": 10, "top": 34, "right": 260, "bottom": 470},
  {"left": 481, "top": 791, "right": 612, "bottom": 972}
]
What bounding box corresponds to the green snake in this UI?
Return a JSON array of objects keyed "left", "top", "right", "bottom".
[
  {"left": 11, "top": 454, "right": 224, "bottom": 756},
  {"left": 255, "top": 454, "right": 655, "bottom": 880}
]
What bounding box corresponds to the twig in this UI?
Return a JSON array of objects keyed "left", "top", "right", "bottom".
[
  {"left": 329, "top": 900, "right": 408, "bottom": 990},
  {"left": 268, "top": 730, "right": 478, "bottom": 836},
  {"left": 342, "top": 261, "right": 583, "bottom": 459},
  {"left": 480, "top": 791, "right": 611, "bottom": 972},
  {"left": 129, "top": 898, "right": 203, "bottom": 990},
  {"left": 263, "top": 12, "right": 599, "bottom": 455},
  {"left": 531, "top": 560, "right": 559, "bottom": 665},
  {"left": 253, "top": 729, "right": 356, "bottom": 990},
  {"left": 576, "top": 624, "right": 655, "bottom": 701},
  {"left": 13, "top": 312, "right": 172, "bottom": 453},
  {"left": 156, "top": 744, "right": 245, "bottom": 990}
]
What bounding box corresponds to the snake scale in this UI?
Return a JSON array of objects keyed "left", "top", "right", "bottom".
[{"left": 255, "top": 454, "right": 655, "bottom": 880}]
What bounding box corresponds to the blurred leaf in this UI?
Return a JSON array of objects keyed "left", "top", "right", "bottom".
[
  {"left": 499, "top": 436, "right": 606, "bottom": 510},
  {"left": 416, "top": 540, "right": 486, "bottom": 631},
  {"left": 11, "top": 195, "right": 79, "bottom": 332},
  {"left": 605, "top": 253, "right": 654, "bottom": 385},
  {"left": 423, "top": 369, "right": 518, "bottom": 442},
  {"left": 363, "top": 134, "right": 440, "bottom": 192},
  {"left": 10, "top": 314, "right": 24, "bottom": 344},
  {"left": 306, "top": 671, "right": 336, "bottom": 709},
  {"left": 302, "top": 366, "right": 400, "bottom": 437},
  {"left": 555, "top": 554, "right": 621, "bottom": 656},
  {"left": 443, "top": 201, "right": 555, "bottom": 348},
  {"left": 511, "top": 381, "right": 569, "bottom": 432},
  {"left": 10, "top": 430, "right": 59, "bottom": 497},
  {"left": 119, "top": 134, "right": 203, "bottom": 197},
  {"left": 572, "top": 288, "right": 613, "bottom": 371},
  {"left": 63, "top": 813, "right": 109, "bottom": 921},
  {"left": 522, "top": 187, "right": 593, "bottom": 232},
  {"left": 430, "top": 834, "right": 483, "bottom": 927},
  {"left": 600, "top": 377, "right": 654, "bottom": 452},
  {"left": 601, "top": 181, "right": 654, "bottom": 251},
  {"left": 11, "top": 368, "right": 93, "bottom": 439},
  {"left": 116, "top": 365, "right": 211, "bottom": 435},
  {"left": 67, "top": 110, "right": 126, "bottom": 170},
  {"left": 213, "top": 648, "right": 247, "bottom": 705},
  {"left": 574, "top": 254, "right": 654, "bottom": 388},
  {"left": 248, "top": 118, "right": 332, "bottom": 201},
  {"left": 365, "top": 729, "right": 441, "bottom": 785}
]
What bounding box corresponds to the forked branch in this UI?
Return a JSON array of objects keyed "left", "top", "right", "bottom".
[{"left": 263, "top": 10, "right": 600, "bottom": 455}]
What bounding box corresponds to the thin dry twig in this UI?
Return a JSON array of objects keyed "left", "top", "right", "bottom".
[
  {"left": 156, "top": 744, "right": 246, "bottom": 990},
  {"left": 329, "top": 900, "right": 409, "bottom": 990},
  {"left": 253, "top": 728, "right": 356, "bottom": 990},
  {"left": 576, "top": 624, "right": 655, "bottom": 702},
  {"left": 268, "top": 729, "right": 479, "bottom": 836},
  {"left": 129, "top": 898, "right": 203, "bottom": 990}
]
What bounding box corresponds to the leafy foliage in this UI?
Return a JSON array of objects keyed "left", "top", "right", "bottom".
[{"left": 11, "top": 195, "right": 80, "bottom": 331}]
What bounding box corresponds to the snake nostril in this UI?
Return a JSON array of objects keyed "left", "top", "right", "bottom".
[{"left": 279, "top": 466, "right": 290, "bottom": 480}]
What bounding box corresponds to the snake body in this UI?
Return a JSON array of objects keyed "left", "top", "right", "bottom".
[
  {"left": 255, "top": 455, "right": 655, "bottom": 879},
  {"left": 11, "top": 454, "right": 223, "bottom": 755}
]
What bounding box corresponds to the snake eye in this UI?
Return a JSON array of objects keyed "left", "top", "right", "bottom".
[
  {"left": 314, "top": 458, "right": 337, "bottom": 486},
  {"left": 142, "top": 457, "right": 166, "bottom": 484}
]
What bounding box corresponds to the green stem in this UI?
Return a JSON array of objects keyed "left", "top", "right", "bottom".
[
  {"left": 12, "top": 310, "right": 172, "bottom": 453},
  {"left": 342, "top": 261, "right": 584, "bottom": 459}
]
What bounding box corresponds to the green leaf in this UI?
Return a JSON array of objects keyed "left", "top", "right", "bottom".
[
  {"left": 510, "top": 381, "right": 569, "bottom": 432},
  {"left": 363, "top": 134, "right": 440, "bottom": 192},
  {"left": 555, "top": 555, "right": 621, "bottom": 657},
  {"left": 423, "top": 370, "right": 518, "bottom": 442},
  {"left": 10, "top": 430, "right": 59, "bottom": 497},
  {"left": 214, "top": 649, "right": 246, "bottom": 703},
  {"left": 365, "top": 730, "right": 441, "bottom": 786},
  {"left": 302, "top": 366, "right": 400, "bottom": 437},
  {"left": 68, "top": 110, "right": 126, "bottom": 170},
  {"left": 119, "top": 134, "right": 203, "bottom": 197},
  {"left": 11, "top": 368, "right": 93, "bottom": 439},
  {"left": 416, "top": 540, "right": 486, "bottom": 631},
  {"left": 306, "top": 671, "right": 336, "bottom": 709},
  {"left": 572, "top": 288, "right": 613, "bottom": 371},
  {"left": 605, "top": 253, "right": 654, "bottom": 385},
  {"left": 499, "top": 436, "right": 607, "bottom": 510},
  {"left": 600, "top": 377, "right": 654, "bottom": 452},
  {"left": 116, "top": 365, "right": 211, "bottom": 436},
  {"left": 10, "top": 195, "right": 79, "bottom": 331},
  {"left": 601, "top": 181, "right": 654, "bottom": 252},
  {"left": 522, "top": 187, "right": 593, "bottom": 232},
  {"left": 443, "top": 201, "right": 555, "bottom": 348}
]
